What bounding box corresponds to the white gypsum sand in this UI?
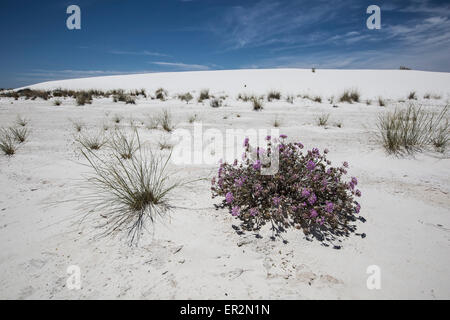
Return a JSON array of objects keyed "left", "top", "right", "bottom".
[{"left": 0, "top": 69, "right": 449, "bottom": 299}]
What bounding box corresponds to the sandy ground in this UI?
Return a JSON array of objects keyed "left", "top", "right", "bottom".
[{"left": 1, "top": 70, "right": 450, "bottom": 299}]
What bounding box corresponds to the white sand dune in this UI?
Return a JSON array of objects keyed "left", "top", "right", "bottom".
[
  {"left": 1, "top": 69, "right": 449, "bottom": 299},
  {"left": 24, "top": 68, "right": 450, "bottom": 100}
]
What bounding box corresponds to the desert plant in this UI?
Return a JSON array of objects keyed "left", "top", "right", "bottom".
[
  {"left": 339, "top": 89, "right": 360, "bottom": 103},
  {"left": 9, "top": 127, "right": 29, "bottom": 143},
  {"left": 210, "top": 97, "right": 222, "bottom": 108},
  {"left": 211, "top": 135, "right": 362, "bottom": 243},
  {"left": 317, "top": 113, "right": 330, "bottom": 126},
  {"left": 0, "top": 129, "right": 17, "bottom": 155},
  {"left": 273, "top": 117, "right": 282, "bottom": 128},
  {"left": 79, "top": 137, "right": 181, "bottom": 244},
  {"left": 158, "top": 139, "right": 174, "bottom": 150},
  {"left": 76, "top": 91, "right": 93, "bottom": 106},
  {"left": 378, "top": 104, "right": 449, "bottom": 154},
  {"left": 252, "top": 97, "right": 264, "bottom": 111},
  {"left": 155, "top": 88, "right": 168, "bottom": 101},
  {"left": 312, "top": 68, "right": 316, "bottom": 73},
  {"left": 378, "top": 97, "right": 385, "bottom": 107},
  {"left": 198, "top": 89, "right": 210, "bottom": 102},
  {"left": 160, "top": 109, "right": 174, "bottom": 132},
  {"left": 313, "top": 96, "right": 322, "bottom": 103},
  {"left": 53, "top": 99, "right": 62, "bottom": 106},
  {"left": 408, "top": 91, "right": 417, "bottom": 100},
  {"left": 77, "top": 131, "right": 107, "bottom": 150},
  {"left": 178, "top": 92, "right": 193, "bottom": 104},
  {"left": 125, "top": 95, "right": 136, "bottom": 104},
  {"left": 267, "top": 90, "right": 281, "bottom": 102},
  {"left": 112, "top": 115, "right": 122, "bottom": 124},
  {"left": 16, "top": 115, "right": 28, "bottom": 127},
  {"left": 109, "top": 129, "right": 139, "bottom": 159}
]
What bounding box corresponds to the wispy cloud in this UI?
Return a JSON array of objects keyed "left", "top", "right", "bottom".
[
  {"left": 110, "top": 50, "right": 168, "bottom": 57},
  {"left": 150, "top": 61, "right": 210, "bottom": 70},
  {"left": 18, "top": 69, "right": 156, "bottom": 81}
]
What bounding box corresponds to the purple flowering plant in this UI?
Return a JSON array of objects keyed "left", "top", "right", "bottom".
[{"left": 211, "top": 135, "right": 363, "bottom": 241}]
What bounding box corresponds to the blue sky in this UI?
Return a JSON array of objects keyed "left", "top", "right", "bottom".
[{"left": 1, "top": 0, "right": 449, "bottom": 88}]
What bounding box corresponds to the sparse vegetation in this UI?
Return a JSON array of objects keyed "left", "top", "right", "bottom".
[
  {"left": 109, "top": 129, "right": 139, "bottom": 159},
  {"left": 155, "top": 88, "right": 168, "bottom": 101},
  {"left": 378, "top": 104, "right": 449, "bottom": 154},
  {"left": 53, "top": 99, "right": 62, "bottom": 106},
  {"left": 198, "top": 89, "right": 210, "bottom": 102},
  {"left": 210, "top": 97, "right": 222, "bottom": 108},
  {"left": 339, "top": 89, "right": 360, "bottom": 103},
  {"left": 9, "top": 127, "right": 29, "bottom": 143},
  {"left": 178, "top": 92, "right": 193, "bottom": 104},
  {"left": 313, "top": 96, "right": 322, "bottom": 103},
  {"left": 76, "top": 91, "right": 93, "bottom": 106},
  {"left": 317, "top": 113, "right": 330, "bottom": 126},
  {"left": 408, "top": 91, "right": 417, "bottom": 100},
  {"left": 252, "top": 97, "right": 264, "bottom": 111},
  {"left": 0, "top": 129, "right": 18, "bottom": 155},
  {"left": 16, "top": 115, "right": 28, "bottom": 127},
  {"left": 286, "top": 95, "right": 294, "bottom": 104},
  {"left": 79, "top": 135, "right": 182, "bottom": 244},
  {"left": 378, "top": 97, "right": 386, "bottom": 107},
  {"left": 77, "top": 131, "right": 107, "bottom": 150},
  {"left": 160, "top": 109, "right": 174, "bottom": 132},
  {"left": 188, "top": 114, "right": 198, "bottom": 124},
  {"left": 71, "top": 120, "right": 84, "bottom": 132},
  {"left": 267, "top": 90, "right": 281, "bottom": 102},
  {"left": 112, "top": 115, "right": 122, "bottom": 124},
  {"left": 272, "top": 117, "right": 282, "bottom": 128}
]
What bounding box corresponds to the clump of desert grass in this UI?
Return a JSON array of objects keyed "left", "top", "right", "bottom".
[
  {"left": 78, "top": 132, "right": 182, "bottom": 245},
  {"left": 178, "top": 92, "right": 193, "bottom": 104},
  {"left": 198, "top": 89, "right": 210, "bottom": 102},
  {"left": 9, "top": 127, "right": 29, "bottom": 143},
  {"left": 155, "top": 88, "right": 168, "bottom": 101},
  {"left": 71, "top": 119, "right": 85, "bottom": 132},
  {"left": 16, "top": 115, "right": 29, "bottom": 127},
  {"left": 378, "top": 97, "right": 386, "bottom": 107},
  {"left": 252, "top": 97, "right": 264, "bottom": 111},
  {"left": 160, "top": 109, "right": 174, "bottom": 132},
  {"left": 112, "top": 114, "right": 122, "bottom": 124},
  {"left": 378, "top": 104, "right": 449, "bottom": 154},
  {"left": 76, "top": 91, "right": 93, "bottom": 106},
  {"left": 76, "top": 131, "right": 107, "bottom": 150},
  {"left": 0, "top": 129, "right": 18, "bottom": 156},
  {"left": 210, "top": 97, "right": 222, "bottom": 108},
  {"left": 339, "top": 89, "right": 360, "bottom": 103},
  {"left": 237, "top": 93, "right": 257, "bottom": 102},
  {"left": 272, "top": 117, "right": 282, "bottom": 128},
  {"left": 53, "top": 99, "right": 62, "bottom": 106},
  {"left": 267, "top": 90, "right": 281, "bottom": 102},
  {"left": 313, "top": 96, "right": 322, "bottom": 103},
  {"left": 108, "top": 129, "right": 139, "bottom": 159},
  {"left": 316, "top": 113, "right": 330, "bottom": 126},
  {"left": 407, "top": 91, "right": 417, "bottom": 100}
]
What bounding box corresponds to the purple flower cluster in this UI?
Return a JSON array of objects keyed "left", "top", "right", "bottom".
[{"left": 211, "top": 135, "right": 362, "bottom": 239}]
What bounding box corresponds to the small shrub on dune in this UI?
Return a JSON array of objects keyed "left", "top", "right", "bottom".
[
  {"left": 155, "top": 88, "right": 168, "bottom": 101},
  {"left": 178, "top": 92, "right": 193, "bottom": 104},
  {"left": 71, "top": 120, "right": 84, "bottom": 132},
  {"left": 252, "top": 97, "right": 264, "bottom": 111},
  {"left": 267, "top": 90, "right": 281, "bottom": 102},
  {"left": 53, "top": 99, "right": 62, "bottom": 106},
  {"left": 0, "top": 129, "right": 17, "bottom": 156},
  {"left": 125, "top": 95, "right": 136, "bottom": 105},
  {"left": 378, "top": 104, "right": 449, "bottom": 154},
  {"left": 160, "top": 109, "right": 174, "bottom": 132},
  {"left": 378, "top": 97, "right": 385, "bottom": 107},
  {"left": 317, "top": 113, "right": 330, "bottom": 126},
  {"left": 198, "top": 89, "right": 210, "bottom": 102},
  {"left": 112, "top": 115, "right": 122, "bottom": 124},
  {"left": 272, "top": 117, "right": 282, "bottom": 128},
  {"left": 76, "top": 91, "right": 93, "bottom": 106},
  {"left": 237, "top": 93, "right": 255, "bottom": 102},
  {"left": 79, "top": 136, "right": 182, "bottom": 245},
  {"left": 210, "top": 97, "right": 222, "bottom": 108},
  {"left": 408, "top": 91, "right": 417, "bottom": 100},
  {"left": 313, "top": 96, "right": 322, "bottom": 103},
  {"left": 339, "top": 89, "right": 360, "bottom": 103},
  {"left": 211, "top": 135, "right": 362, "bottom": 242}
]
